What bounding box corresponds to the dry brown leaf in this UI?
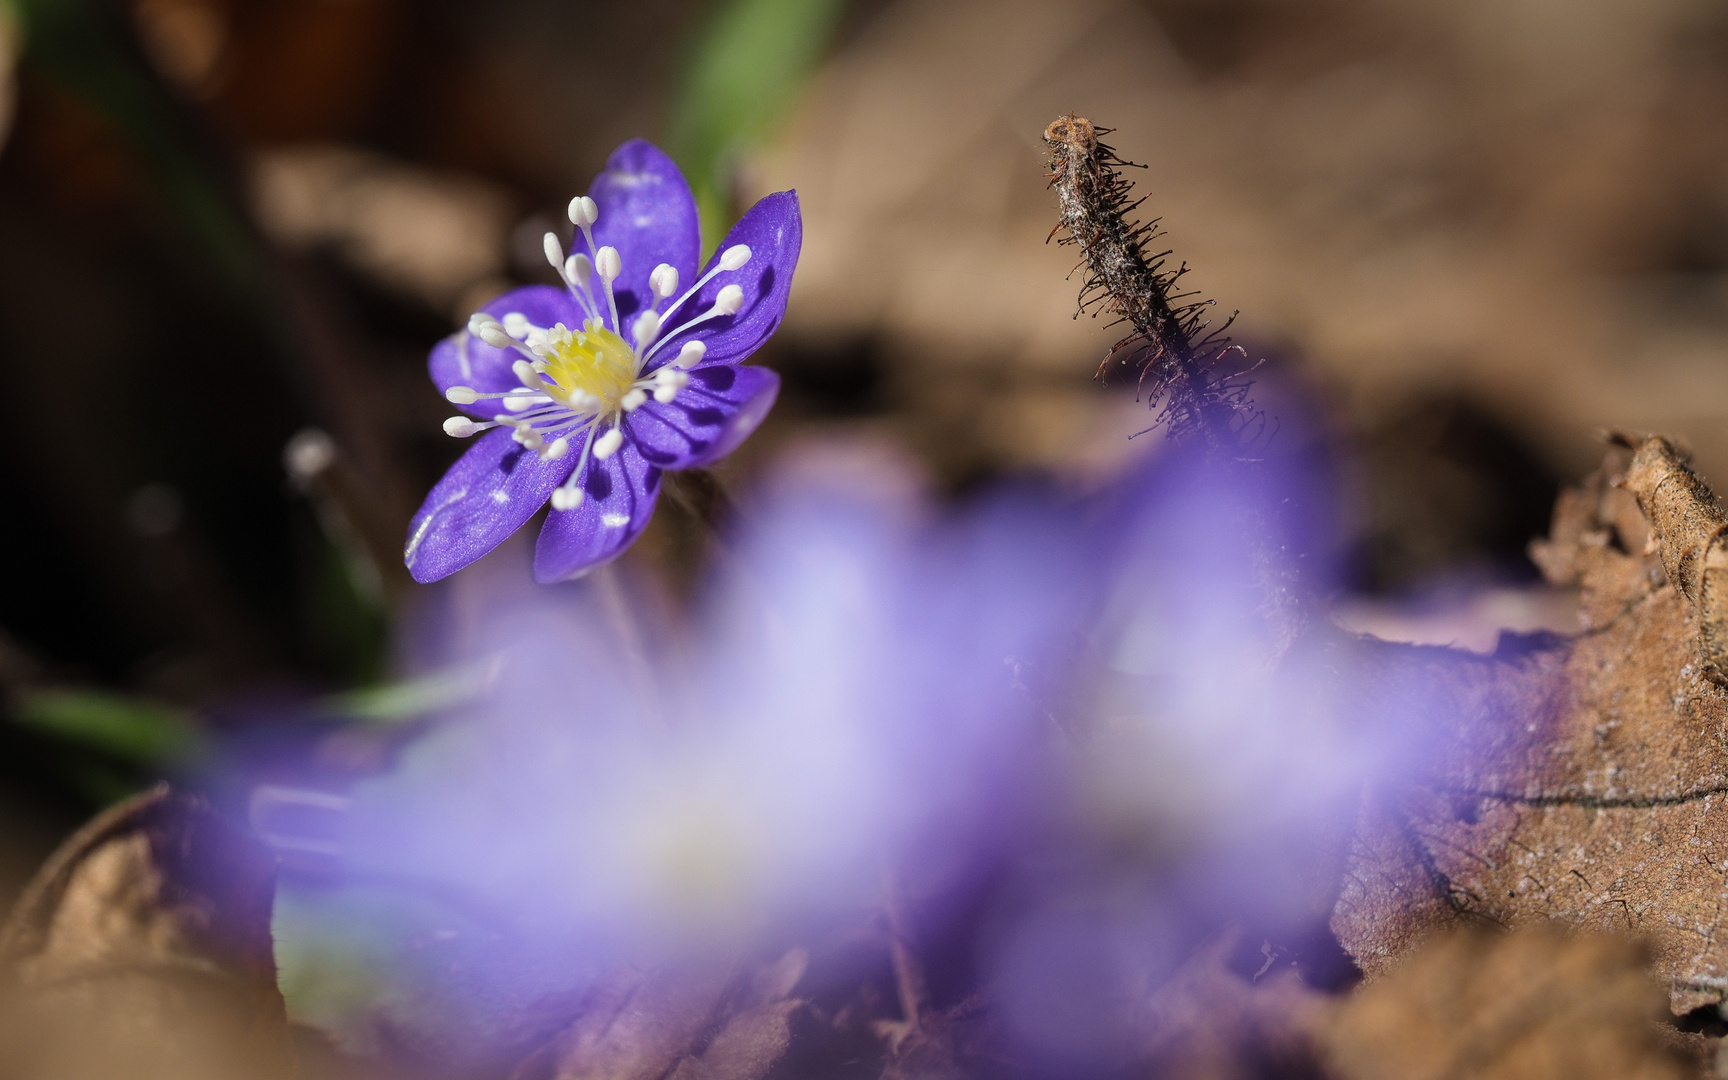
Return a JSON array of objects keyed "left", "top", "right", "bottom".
[
  {"left": 1334, "top": 436, "right": 1728, "bottom": 1013},
  {"left": 1322, "top": 928, "right": 1700, "bottom": 1080},
  {"left": 0, "top": 785, "right": 296, "bottom": 1080}
]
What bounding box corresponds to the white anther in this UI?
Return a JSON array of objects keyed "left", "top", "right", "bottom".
[
  {"left": 633, "top": 310, "right": 661, "bottom": 349},
  {"left": 649, "top": 263, "right": 679, "bottom": 300},
  {"left": 513, "top": 425, "right": 543, "bottom": 450},
  {"left": 512, "top": 360, "right": 543, "bottom": 388},
  {"left": 593, "top": 427, "right": 624, "bottom": 460},
  {"left": 713, "top": 284, "right": 744, "bottom": 316},
  {"left": 443, "top": 416, "right": 480, "bottom": 438},
  {"left": 552, "top": 487, "right": 585, "bottom": 511},
  {"left": 595, "top": 246, "right": 622, "bottom": 282},
  {"left": 621, "top": 388, "right": 647, "bottom": 412},
  {"left": 673, "top": 340, "right": 706, "bottom": 368},
  {"left": 502, "top": 312, "right": 531, "bottom": 339},
  {"left": 445, "top": 386, "right": 479, "bottom": 405},
  {"left": 478, "top": 326, "right": 515, "bottom": 349},
  {"left": 653, "top": 384, "right": 678, "bottom": 404},
  {"left": 719, "top": 244, "right": 752, "bottom": 271},
  {"left": 503, "top": 392, "right": 540, "bottom": 412},
  {"left": 654, "top": 366, "right": 689, "bottom": 387},
  {"left": 568, "top": 195, "right": 598, "bottom": 228},
  {"left": 543, "top": 232, "right": 565, "bottom": 272},
  {"left": 565, "top": 254, "right": 592, "bottom": 289},
  {"left": 467, "top": 312, "right": 500, "bottom": 335},
  {"left": 542, "top": 437, "right": 570, "bottom": 461},
  {"left": 284, "top": 429, "right": 336, "bottom": 480}
]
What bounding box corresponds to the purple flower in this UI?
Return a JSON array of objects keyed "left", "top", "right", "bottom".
[{"left": 404, "top": 140, "right": 801, "bottom": 584}]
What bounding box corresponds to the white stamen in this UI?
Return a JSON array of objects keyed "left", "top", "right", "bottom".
[
  {"left": 653, "top": 384, "right": 678, "bottom": 404},
  {"left": 592, "top": 427, "right": 624, "bottom": 460},
  {"left": 595, "top": 246, "right": 622, "bottom": 282},
  {"left": 592, "top": 247, "right": 623, "bottom": 333},
  {"left": 543, "top": 232, "right": 565, "bottom": 272},
  {"left": 503, "top": 392, "right": 543, "bottom": 412},
  {"left": 478, "top": 326, "right": 515, "bottom": 350},
  {"left": 512, "top": 425, "right": 543, "bottom": 450},
  {"left": 654, "top": 366, "right": 689, "bottom": 388},
  {"left": 502, "top": 312, "right": 531, "bottom": 339},
  {"left": 551, "top": 487, "right": 585, "bottom": 511},
  {"left": 650, "top": 263, "right": 679, "bottom": 300},
  {"left": 719, "top": 244, "right": 752, "bottom": 271},
  {"left": 542, "top": 437, "right": 570, "bottom": 461},
  {"left": 512, "top": 359, "right": 543, "bottom": 388},
  {"left": 633, "top": 310, "right": 661, "bottom": 349},
  {"left": 568, "top": 195, "right": 598, "bottom": 228},
  {"left": 713, "top": 284, "right": 745, "bottom": 316},
  {"left": 445, "top": 386, "right": 478, "bottom": 404},
  {"left": 621, "top": 388, "right": 647, "bottom": 412},
  {"left": 443, "top": 416, "right": 480, "bottom": 437},
  {"left": 673, "top": 340, "right": 706, "bottom": 368},
  {"left": 566, "top": 254, "right": 593, "bottom": 289},
  {"left": 467, "top": 312, "right": 500, "bottom": 335}
]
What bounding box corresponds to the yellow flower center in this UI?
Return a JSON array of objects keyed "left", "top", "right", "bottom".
[{"left": 539, "top": 321, "right": 639, "bottom": 411}]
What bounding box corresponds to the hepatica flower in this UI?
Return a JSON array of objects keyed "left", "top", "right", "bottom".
[{"left": 405, "top": 140, "right": 800, "bottom": 583}]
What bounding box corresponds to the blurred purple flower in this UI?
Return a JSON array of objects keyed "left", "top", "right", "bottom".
[
  {"left": 371, "top": 464, "right": 1075, "bottom": 947},
  {"left": 405, "top": 140, "right": 800, "bottom": 584},
  {"left": 276, "top": 437, "right": 1440, "bottom": 1067}
]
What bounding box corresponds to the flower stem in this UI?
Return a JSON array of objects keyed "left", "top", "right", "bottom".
[{"left": 665, "top": 468, "right": 738, "bottom": 545}]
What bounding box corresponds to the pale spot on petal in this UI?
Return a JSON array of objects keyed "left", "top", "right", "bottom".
[{"left": 601, "top": 512, "right": 630, "bottom": 527}]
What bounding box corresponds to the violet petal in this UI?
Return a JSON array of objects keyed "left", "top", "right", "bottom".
[
  {"left": 532, "top": 445, "right": 663, "bottom": 582},
  {"left": 586, "top": 140, "right": 701, "bottom": 335},
  {"left": 626, "top": 364, "right": 781, "bottom": 471},
  {"left": 405, "top": 427, "right": 576, "bottom": 583},
  {"left": 659, "top": 191, "right": 801, "bottom": 367},
  {"left": 431, "top": 286, "right": 583, "bottom": 418}
]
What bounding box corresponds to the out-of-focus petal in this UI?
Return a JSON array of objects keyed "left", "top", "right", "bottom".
[
  {"left": 532, "top": 445, "right": 663, "bottom": 582},
  {"left": 586, "top": 140, "right": 701, "bottom": 334},
  {"left": 625, "top": 364, "right": 780, "bottom": 471},
  {"left": 661, "top": 192, "right": 800, "bottom": 366},
  {"left": 431, "top": 286, "right": 583, "bottom": 416},
  {"left": 405, "top": 428, "right": 575, "bottom": 583}
]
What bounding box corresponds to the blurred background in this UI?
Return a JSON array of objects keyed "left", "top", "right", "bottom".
[{"left": 0, "top": 0, "right": 1724, "bottom": 910}]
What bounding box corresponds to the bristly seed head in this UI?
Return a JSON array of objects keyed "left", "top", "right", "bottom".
[{"left": 1043, "top": 113, "right": 1260, "bottom": 451}]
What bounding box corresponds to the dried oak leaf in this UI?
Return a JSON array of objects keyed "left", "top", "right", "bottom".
[
  {"left": 0, "top": 784, "right": 297, "bottom": 1080},
  {"left": 1321, "top": 928, "right": 1700, "bottom": 1080},
  {"left": 1333, "top": 436, "right": 1728, "bottom": 1013}
]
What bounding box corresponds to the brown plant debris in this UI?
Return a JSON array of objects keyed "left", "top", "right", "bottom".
[
  {"left": 1131, "top": 929, "right": 1331, "bottom": 1080},
  {"left": 1321, "top": 928, "right": 1702, "bottom": 1080},
  {"left": 0, "top": 784, "right": 296, "bottom": 1080},
  {"left": 512, "top": 949, "right": 819, "bottom": 1080},
  {"left": 1617, "top": 434, "right": 1728, "bottom": 689},
  {"left": 1334, "top": 434, "right": 1728, "bottom": 1014},
  {"left": 1043, "top": 113, "right": 1259, "bottom": 448}
]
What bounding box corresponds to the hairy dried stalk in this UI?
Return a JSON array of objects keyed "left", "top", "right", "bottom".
[{"left": 1043, "top": 114, "right": 1259, "bottom": 451}]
